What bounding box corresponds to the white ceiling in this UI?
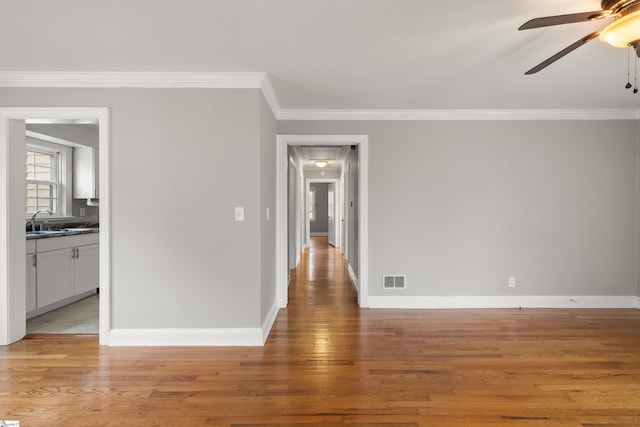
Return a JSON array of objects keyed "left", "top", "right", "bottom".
[
  {"left": 295, "top": 145, "right": 350, "bottom": 170},
  {"left": 2, "top": 0, "right": 640, "bottom": 110}
]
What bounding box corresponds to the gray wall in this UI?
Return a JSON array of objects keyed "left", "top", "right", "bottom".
[
  {"left": 310, "top": 183, "right": 329, "bottom": 234},
  {"left": 1, "top": 87, "right": 276, "bottom": 329},
  {"left": 306, "top": 169, "right": 341, "bottom": 179},
  {"left": 26, "top": 123, "right": 99, "bottom": 149},
  {"left": 637, "top": 122, "right": 640, "bottom": 299},
  {"left": 259, "top": 94, "right": 277, "bottom": 324},
  {"left": 279, "top": 120, "right": 638, "bottom": 298}
]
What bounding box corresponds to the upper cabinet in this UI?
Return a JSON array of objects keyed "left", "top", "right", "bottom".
[{"left": 73, "top": 146, "right": 99, "bottom": 204}]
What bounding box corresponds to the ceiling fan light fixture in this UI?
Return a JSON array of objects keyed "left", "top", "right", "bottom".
[
  {"left": 315, "top": 161, "right": 328, "bottom": 168},
  {"left": 599, "top": 10, "right": 640, "bottom": 47}
]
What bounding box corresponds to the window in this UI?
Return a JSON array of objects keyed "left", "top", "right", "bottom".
[
  {"left": 309, "top": 188, "right": 316, "bottom": 222},
  {"left": 25, "top": 139, "right": 72, "bottom": 218},
  {"left": 25, "top": 147, "right": 59, "bottom": 214}
]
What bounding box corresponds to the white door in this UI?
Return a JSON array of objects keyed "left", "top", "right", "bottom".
[
  {"left": 288, "top": 162, "right": 297, "bottom": 270},
  {"left": 328, "top": 183, "right": 336, "bottom": 247}
]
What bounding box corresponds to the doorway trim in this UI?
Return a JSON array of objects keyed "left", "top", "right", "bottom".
[
  {"left": 276, "top": 134, "right": 369, "bottom": 308},
  {"left": 0, "top": 107, "right": 110, "bottom": 346},
  {"left": 305, "top": 178, "right": 341, "bottom": 248}
]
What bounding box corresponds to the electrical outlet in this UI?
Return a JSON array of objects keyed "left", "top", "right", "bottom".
[
  {"left": 508, "top": 277, "right": 516, "bottom": 288},
  {"left": 79, "top": 207, "right": 86, "bottom": 217}
]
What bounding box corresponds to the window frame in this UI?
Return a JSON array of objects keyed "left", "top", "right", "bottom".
[{"left": 25, "top": 138, "right": 73, "bottom": 219}]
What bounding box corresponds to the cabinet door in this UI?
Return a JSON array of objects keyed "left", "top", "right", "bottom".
[
  {"left": 74, "top": 244, "right": 99, "bottom": 295},
  {"left": 26, "top": 254, "right": 37, "bottom": 312},
  {"left": 73, "top": 146, "right": 99, "bottom": 199},
  {"left": 37, "top": 248, "right": 74, "bottom": 308}
]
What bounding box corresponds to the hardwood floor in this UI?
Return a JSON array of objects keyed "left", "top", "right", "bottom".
[{"left": 2, "top": 236, "right": 640, "bottom": 426}]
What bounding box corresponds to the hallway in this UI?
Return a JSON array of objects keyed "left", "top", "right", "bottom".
[
  {"left": 288, "top": 236, "right": 358, "bottom": 310},
  {"left": 1, "top": 237, "right": 640, "bottom": 425}
]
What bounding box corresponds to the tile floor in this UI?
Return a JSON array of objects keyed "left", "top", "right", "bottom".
[{"left": 26, "top": 294, "right": 99, "bottom": 334}]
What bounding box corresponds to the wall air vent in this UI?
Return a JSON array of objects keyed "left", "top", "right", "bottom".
[{"left": 382, "top": 275, "right": 406, "bottom": 289}]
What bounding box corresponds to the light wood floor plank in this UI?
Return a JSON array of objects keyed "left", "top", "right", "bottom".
[{"left": 1, "top": 237, "right": 640, "bottom": 425}]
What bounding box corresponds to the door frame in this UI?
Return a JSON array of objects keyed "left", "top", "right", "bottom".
[
  {"left": 0, "top": 107, "right": 110, "bottom": 346},
  {"left": 305, "top": 178, "right": 341, "bottom": 248},
  {"left": 276, "top": 134, "right": 368, "bottom": 308}
]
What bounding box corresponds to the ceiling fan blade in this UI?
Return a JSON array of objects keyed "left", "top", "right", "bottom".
[
  {"left": 525, "top": 31, "right": 600, "bottom": 75},
  {"left": 519, "top": 10, "right": 610, "bottom": 30}
]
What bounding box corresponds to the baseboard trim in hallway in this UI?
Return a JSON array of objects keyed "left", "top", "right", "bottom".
[{"left": 368, "top": 294, "right": 639, "bottom": 309}]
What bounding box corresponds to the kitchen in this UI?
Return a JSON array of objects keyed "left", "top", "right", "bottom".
[{"left": 23, "top": 122, "right": 99, "bottom": 334}]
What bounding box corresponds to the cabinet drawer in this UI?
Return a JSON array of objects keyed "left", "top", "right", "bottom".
[{"left": 37, "top": 233, "right": 99, "bottom": 252}]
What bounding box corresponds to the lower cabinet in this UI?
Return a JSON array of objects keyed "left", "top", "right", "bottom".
[
  {"left": 74, "top": 244, "right": 99, "bottom": 295},
  {"left": 29, "top": 233, "right": 99, "bottom": 316},
  {"left": 26, "top": 241, "right": 37, "bottom": 313},
  {"left": 36, "top": 247, "right": 74, "bottom": 309}
]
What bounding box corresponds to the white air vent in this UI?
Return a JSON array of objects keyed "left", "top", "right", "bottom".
[{"left": 383, "top": 275, "right": 406, "bottom": 289}]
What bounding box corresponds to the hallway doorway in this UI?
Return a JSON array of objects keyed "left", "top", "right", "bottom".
[{"left": 276, "top": 134, "right": 369, "bottom": 309}]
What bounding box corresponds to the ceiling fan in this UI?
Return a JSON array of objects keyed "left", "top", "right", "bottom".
[{"left": 520, "top": 0, "right": 640, "bottom": 75}]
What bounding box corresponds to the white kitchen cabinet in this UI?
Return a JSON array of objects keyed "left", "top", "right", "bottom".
[
  {"left": 74, "top": 243, "right": 99, "bottom": 295},
  {"left": 30, "top": 233, "right": 99, "bottom": 315},
  {"left": 73, "top": 146, "right": 99, "bottom": 201},
  {"left": 26, "top": 240, "right": 37, "bottom": 313},
  {"left": 36, "top": 247, "right": 74, "bottom": 308}
]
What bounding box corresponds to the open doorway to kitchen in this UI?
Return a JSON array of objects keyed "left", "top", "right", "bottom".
[
  {"left": 276, "top": 135, "right": 369, "bottom": 309},
  {"left": 25, "top": 122, "right": 100, "bottom": 335},
  {"left": 0, "top": 108, "right": 110, "bottom": 346}
]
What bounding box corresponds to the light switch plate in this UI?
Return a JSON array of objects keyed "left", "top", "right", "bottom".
[{"left": 235, "top": 207, "right": 245, "bottom": 221}]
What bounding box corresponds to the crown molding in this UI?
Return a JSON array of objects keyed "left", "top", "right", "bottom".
[
  {"left": 277, "top": 108, "right": 640, "bottom": 121},
  {"left": 0, "top": 71, "right": 281, "bottom": 118},
  {"left": 259, "top": 74, "right": 280, "bottom": 119},
  {"left": 0, "top": 71, "right": 267, "bottom": 88},
  {"left": 1, "top": 72, "right": 639, "bottom": 121}
]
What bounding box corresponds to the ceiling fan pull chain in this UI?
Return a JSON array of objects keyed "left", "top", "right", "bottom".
[
  {"left": 634, "top": 52, "right": 638, "bottom": 94},
  {"left": 626, "top": 46, "right": 632, "bottom": 89}
]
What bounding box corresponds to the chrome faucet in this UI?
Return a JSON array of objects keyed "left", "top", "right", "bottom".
[{"left": 30, "top": 209, "right": 52, "bottom": 232}]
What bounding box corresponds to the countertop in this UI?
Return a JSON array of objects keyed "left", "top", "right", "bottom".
[{"left": 26, "top": 228, "right": 99, "bottom": 240}]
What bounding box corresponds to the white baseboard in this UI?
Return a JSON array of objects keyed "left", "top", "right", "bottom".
[
  {"left": 367, "top": 295, "right": 639, "bottom": 309},
  {"left": 106, "top": 295, "right": 640, "bottom": 346},
  {"left": 109, "top": 327, "right": 264, "bottom": 346},
  {"left": 310, "top": 232, "right": 328, "bottom": 236},
  {"left": 109, "top": 299, "right": 282, "bottom": 347},
  {"left": 348, "top": 264, "right": 359, "bottom": 292},
  {"left": 261, "top": 300, "right": 280, "bottom": 345}
]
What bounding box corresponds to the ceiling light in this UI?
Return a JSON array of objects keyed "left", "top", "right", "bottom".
[
  {"left": 599, "top": 10, "right": 640, "bottom": 48},
  {"left": 315, "top": 161, "right": 328, "bottom": 168}
]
